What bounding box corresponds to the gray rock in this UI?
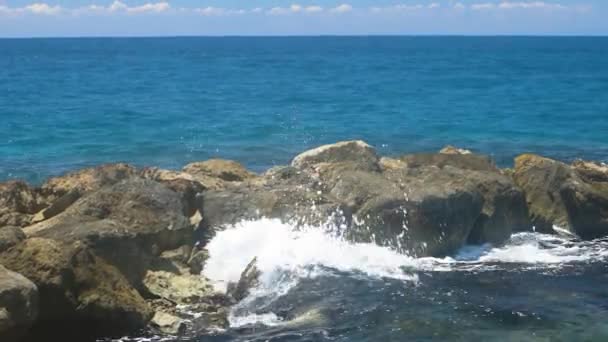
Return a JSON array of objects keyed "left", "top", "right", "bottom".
[
  {"left": 291, "top": 140, "right": 380, "bottom": 171},
  {"left": 0, "top": 265, "right": 38, "bottom": 341},
  {"left": 150, "top": 311, "right": 186, "bottom": 336}
]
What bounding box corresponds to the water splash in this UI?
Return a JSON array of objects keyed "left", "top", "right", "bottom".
[{"left": 203, "top": 219, "right": 608, "bottom": 328}]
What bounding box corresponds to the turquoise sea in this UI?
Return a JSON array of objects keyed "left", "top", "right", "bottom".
[
  {"left": 1, "top": 37, "right": 607, "bottom": 183},
  {"left": 2, "top": 37, "right": 608, "bottom": 342}
]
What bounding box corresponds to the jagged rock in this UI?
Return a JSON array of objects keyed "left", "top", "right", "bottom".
[
  {"left": 0, "top": 226, "right": 26, "bottom": 252},
  {"left": 188, "top": 248, "right": 209, "bottom": 275},
  {"left": 514, "top": 154, "right": 608, "bottom": 239},
  {"left": 291, "top": 140, "right": 380, "bottom": 171},
  {"left": 140, "top": 167, "right": 206, "bottom": 217},
  {"left": 352, "top": 166, "right": 484, "bottom": 256},
  {"left": 24, "top": 178, "right": 196, "bottom": 290},
  {"left": 31, "top": 189, "right": 81, "bottom": 223},
  {"left": 227, "top": 257, "right": 261, "bottom": 302},
  {"left": 572, "top": 159, "right": 608, "bottom": 183},
  {"left": 0, "top": 181, "right": 46, "bottom": 227},
  {"left": 0, "top": 265, "right": 38, "bottom": 341},
  {"left": 41, "top": 163, "right": 138, "bottom": 198},
  {"left": 150, "top": 311, "right": 186, "bottom": 336},
  {"left": 513, "top": 154, "right": 576, "bottom": 233},
  {"left": 439, "top": 145, "right": 472, "bottom": 155},
  {"left": 202, "top": 185, "right": 346, "bottom": 229},
  {"left": 379, "top": 157, "right": 407, "bottom": 171},
  {"left": 0, "top": 238, "right": 152, "bottom": 339},
  {"left": 398, "top": 153, "right": 498, "bottom": 172},
  {"left": 183, "top": 159, "right": 256, "bottom": 184},
  {"left": 143, "top": 270, "right": 215, "bottom": 304}
]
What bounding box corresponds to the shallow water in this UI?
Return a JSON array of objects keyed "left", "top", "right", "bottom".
[
  {"left": 114, "top": 219, "right": 608, "bottom": 341},
  {"left": 2, "top": 37, "right": 608, "bottom": 183}
]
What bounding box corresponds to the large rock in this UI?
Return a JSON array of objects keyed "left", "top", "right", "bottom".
[
  {"left": 0, "top": 265, "right": 38, "bottom": 341},
  {"left": 291, "top": 140, "right": 380, "bottom": 171},
  {"left": 351, "top": 166, "right": 484, "bottom": 256},
  {"left": 41, "top": 163, "right": 138, "bottom": 198},
  {"left": 24, "top": 178, "right": 197, "bottom": 289},
  {"left": 513, "top": 154, "right": 573, "bottom": 233},
  {"left": 0, "top": 226, "right": 26, "bottom": 253},
  {"left": 0, "top": 181, "right": 46, "bottom": 227},
  {"left": 513, "top": 154, "right": 608, "bottom": 239},
  {"left": 183, "top": 159, "right": 256, "bottom": 187},
  {"left": 0, "top": 238, "right": 152, "bottom": 339}
]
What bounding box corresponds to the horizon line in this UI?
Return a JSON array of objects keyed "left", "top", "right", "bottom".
[{"left": 1, "top": 33, "right": 608, "bottom": 39}]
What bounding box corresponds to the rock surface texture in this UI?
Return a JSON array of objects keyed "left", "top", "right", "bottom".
[{"left": 0, "top": 140, "right": 606, "bottom": 340}]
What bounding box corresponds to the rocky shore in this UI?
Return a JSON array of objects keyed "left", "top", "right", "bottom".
[{"left": 1, "top": 140, "right": 607, "bottom": 341}]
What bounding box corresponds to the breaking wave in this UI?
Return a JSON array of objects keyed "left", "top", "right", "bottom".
[{"left": 203, "top": 218, "right": 608, "bottom": 328}]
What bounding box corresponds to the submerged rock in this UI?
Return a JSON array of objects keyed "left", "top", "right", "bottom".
[
  {"left": 439, "top": 145, "right": 473, "bottom": 155},
  {"left": 0, "top": 265, "right": 39, "bottom": 341},
  {"left": 0, "top": 238, "right": 153, "bottom": 339}
]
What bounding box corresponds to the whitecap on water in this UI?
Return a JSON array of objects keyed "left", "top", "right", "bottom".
[{"left": 202, "top": 218, "right": 608, "bottom": 327}]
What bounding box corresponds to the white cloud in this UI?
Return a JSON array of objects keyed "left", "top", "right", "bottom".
[
  {"left": 371, "top": 3, "right": 443, "bottom": 13},
  {"left": 330, "top": 4, "right": 353, "bottom": 13},
  {"left": 471, "top": 2, "right": 568, "bottom": 11},
  {"left": 267, "top": 4, "right": 325, "bottom": 15},
  {"left": 498, "top": 2, "right": 566, "bottom": 10},
  {"left": 453, "top": 2, "right": 466, "bottom": 10},
  {"left": 108, "top": 1, "right": 127, "bottom": 12},
  {"left": 196, "top": 6, "right": 226, "bottom": 16},
  {"left": 471, "top": 3, "right": 495, "bottom": 10},
  {"left": 24, "top": 3, "right": 62, "bottom": 15},
  {"left": 305, "top": 6, "right": 324, "bottom": 13},
  {"left": 127, "top": 2, "right": 170, "bottom": 13}
]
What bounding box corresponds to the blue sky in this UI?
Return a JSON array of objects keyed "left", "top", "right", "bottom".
[{"left": 0, "top": 1, "right": 606, "bottom": 37}]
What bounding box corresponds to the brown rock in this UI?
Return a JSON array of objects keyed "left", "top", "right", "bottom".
[{"left": 0, "top": 238, "right": 152, "bottom": 339}]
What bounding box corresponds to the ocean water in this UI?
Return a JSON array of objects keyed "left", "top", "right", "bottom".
[
  {"left": 3, "top": 37, "right": 608, "bottom": 341},
  {"left": 1, "top": 37, "right": 608, "bottom": 183}
]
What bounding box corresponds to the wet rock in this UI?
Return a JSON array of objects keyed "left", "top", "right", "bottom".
[
  {"left": 560, "top": 174, "right": 608, "bottom": 240},
  {"left": 0, "top": 226, "right": 26, "bottom": 252},
  {"left": 514, "top": 154, "right": 608, "bottom": 239},
  {"left": 513, "top": 154, "right": 577, "bottom": 233},
  {"left": 0, "top": 238, "right": 152, "bottom": 339},
  {"left": 143, "top": 270, "right": 215, "bottom": 304},
  {"left": 25, "top": 178, "right": 196, "bottom": 290},
  {"left": 150, "top": 311, "right": 186, "bottom": 336},
  {"left": 227, "top": 257, "right": 261, "bottom": 302},
  {"left": 0, "top": 265, "right": 38, "bottom": 341},
  {"left": 183, "top": 159, "right": 256, "bottom": 184},
  {"left": 353, "top": 166, "right": 484, "bottom": 256},
  {"left": 188, "top": 248, "right": 209, "bottom": 275},
  {"left": 202, "top": 184, "right": 344, "bottom": 229},
  {"left": 291, "top": 140, "right": 380, "bottom": 171},
  {"left": 439, "top": 145, "right": 472, "bottom": 155}
]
